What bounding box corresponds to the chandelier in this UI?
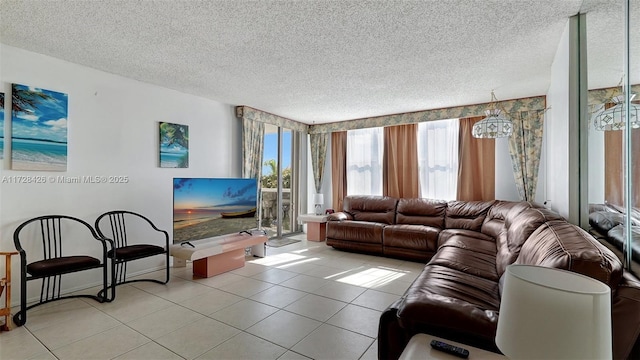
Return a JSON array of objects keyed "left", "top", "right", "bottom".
[
  {"left": 472, "top": 91, "right": 513, "bottom": 138},
  {"left": 592, "top": 93, "right": 640, "bottom": 131}
]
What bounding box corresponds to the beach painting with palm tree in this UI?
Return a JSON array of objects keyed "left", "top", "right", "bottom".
[
  {"left": 159, "top": 122, "right": 189, "bottom": 168},
  {"left": 11, "top": 84, "right": 68, "bottom": 171},
  {"left": 0, "top": 92, "right": 5, "bottom": 159}
]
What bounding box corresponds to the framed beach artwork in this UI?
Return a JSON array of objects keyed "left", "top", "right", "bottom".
[
  {"left": 11, "top": 84, "right": 68, "bottom": 171},
  {"left": 159, "top": 122, "right": 189, "bottom": 168},
  {"left": 0, "top": 92, "right": 4, "bottom": 159}
]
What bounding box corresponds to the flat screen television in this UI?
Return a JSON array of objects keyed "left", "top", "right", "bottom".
[{"left": 173, "top": 177, "right": 258, "bottom": 243}]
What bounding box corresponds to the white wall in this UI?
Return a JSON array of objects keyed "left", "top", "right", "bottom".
[
  {"left": 1, "top": 45, "right": 241, "bottom": 301},
  {"left": 545, "top": 15, "right": 586, "bottom": 224},
  {"left": 545, "top": 20, "right": 572, "bottom": 219}
]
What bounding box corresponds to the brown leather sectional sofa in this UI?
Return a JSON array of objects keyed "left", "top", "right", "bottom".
[{"left": 325, "top": 195, "right": 640, "bottom": 359}]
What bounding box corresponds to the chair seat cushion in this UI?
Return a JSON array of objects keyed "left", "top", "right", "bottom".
[
  {"left": 109, "top": 244, "right": 165, "bottom": 261},
  {"left": 27, "top": 256, "right": 101, "bottom": 277}
]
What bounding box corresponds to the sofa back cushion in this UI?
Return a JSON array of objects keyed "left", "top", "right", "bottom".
[
  {"left": 343, "top": 195, "right": 399, "bottom": 225},
  {"left": 590, "top": 211, "right": 631, "bottom": 234},
  {"left": 481, "top": 201, "right": 533, "bottom": 239},
  {"left": 396, "top": 198, "right": 447, "bottom": 228},
  {"left": 515, "top": 220, "right": 623, "bottom": 289},
  {"left": 606, "top": 202, "right": 640, "bottom": 224},
  {"left": 493, "top": 206, "right": 562, "bottom": 276},
  {"left": 444, "top": 200, "right": 495, "bottom": 231}
]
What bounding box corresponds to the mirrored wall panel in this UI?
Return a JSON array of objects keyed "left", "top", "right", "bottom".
[{"left": 586, "top": 0, "right": 638, "bottom": 276}]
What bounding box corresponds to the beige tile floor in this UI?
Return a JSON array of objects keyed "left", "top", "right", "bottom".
[{"left": 0, "top": 234, "right": 426, "bottom": 360}]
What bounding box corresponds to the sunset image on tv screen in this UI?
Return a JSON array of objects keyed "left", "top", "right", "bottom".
[{"left": 173, "top": 178, "right": 257, "bottom": 243}]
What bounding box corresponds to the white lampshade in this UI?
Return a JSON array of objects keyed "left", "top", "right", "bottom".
[{"left": 496, "top": 265, "right": 611, "bottom": 360}]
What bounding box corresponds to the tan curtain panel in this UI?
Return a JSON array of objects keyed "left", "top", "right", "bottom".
[
  {"left": 331, "top": 131, "right": 348, "bottom": 211},
  {"left": 634, "top": 128, "right": 640, "bottom": 208},
  {"left": 457, "top": 116, "right": 495, "bottom": 201},
  {"left": 605, "top": 129, "right": 624, "bottom": 207},
  {"left": 604, "top": 102, "right": 623, "bottom": 207},
  {"left": 605, "top": 127, "right": 640, "bottom": 208},
  {"left": 383, "top": 124, "right": 419, "bottom": 198}
]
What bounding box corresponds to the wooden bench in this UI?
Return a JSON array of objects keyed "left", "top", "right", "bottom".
[{"left": 169, "top": 231, "right": 267, "bottom": 278}]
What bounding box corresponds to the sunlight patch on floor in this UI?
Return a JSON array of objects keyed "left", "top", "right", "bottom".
[
  {"left": 249, "top": 253, "right": 306, "bottom": 266},
  {"left": 275, "top": 256, "right": 321, "bottom": 269},
  {"left": 336, "top": 266, "right": 406, "bottom": 287},
  {"left": 291, "top": 246, "right": 324, "bottom": 254},
  {"left": 322, "top": 268, "right": 360, "bottom": 280}
]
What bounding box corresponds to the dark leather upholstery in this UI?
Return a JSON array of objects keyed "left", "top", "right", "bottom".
[
  {"left": 108, "top": 244, "right": 166, "bottom": 261},
  {"left": 325, "top": 196, "right": 640, "bottom": 360},
  {"left": 326, "top": 196, "right": 398, "bottom": 255},
  {"left": 590, "top": 211, "right": 627, "bottom": 234},
  {"left": 607, "top": 224, "right": 640, "bottom": 263},
  {"left": 445, "top": 200, "right": 495, "bottom": 231},
  {"left": 26, "top": 256, "right": 101, "bottom": 277},
  {"left": 396, "top": 198, "right": 446, "bottom": 227},
  {"left": 495, "top": 206, "right": 562, "bottom": 276},
  {"left": 383, "top": 225, "right": 439, "bottom": 261},
  {"left": 588, "top": 203, "right": 640, "bottom": 283},
  {"left": 344, "top": 195, "right": 398, "bottom": 224},
  {"left": 515, "top": 220, "right": 623, "bottom": 288}
]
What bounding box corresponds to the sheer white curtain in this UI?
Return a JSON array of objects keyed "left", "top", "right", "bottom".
[
  {"left": 347, "top": 127, "right": 383, "bottom": 196},
  {"left": 417, "top": 119, "right": 459, "bottom": 200}
]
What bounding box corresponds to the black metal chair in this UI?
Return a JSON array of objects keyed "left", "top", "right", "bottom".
[
  {"left": 94, "top": 211, "right": 169, "bottom": 301},
  {"left": 13, "top": 215, "right": 109, "bottom": 326}
]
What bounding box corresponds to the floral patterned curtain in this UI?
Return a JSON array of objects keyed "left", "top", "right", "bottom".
[
  {"left": 508, "top": 111, "right": 544, "bottom": 201},
  {"left": 309, "top": 133, "right": 328, "bottom": 193},
  {"left": 242, "top": 118, "right": 265, "bottom": 179}
]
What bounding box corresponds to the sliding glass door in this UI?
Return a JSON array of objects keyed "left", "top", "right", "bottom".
[{"left": 261, "top": 123, "right": 299, "bottom": 238}]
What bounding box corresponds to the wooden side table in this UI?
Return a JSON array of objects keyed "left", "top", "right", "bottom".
[
  {"left": 298, "top": 214, "right": 328, "bottom": 241},
  {"left": 0, "top": 251, "right": 18, "bottom": 331},
  {"left": 399, "top": 334, "right": 505, "bottom": 360}
]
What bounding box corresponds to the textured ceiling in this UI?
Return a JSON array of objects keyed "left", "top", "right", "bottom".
[{"left": 0, "top": 0, "right": 634, "bottom": 124}]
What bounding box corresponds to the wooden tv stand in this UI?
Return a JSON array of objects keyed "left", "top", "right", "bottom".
[{"left": 169, "top": 231, "right": 268, "bottom": 278}]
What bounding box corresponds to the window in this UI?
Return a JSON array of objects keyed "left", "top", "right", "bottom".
[
  {"left": 261, "top": 123, "right": 299, "bottom": 237},
  {"left": 417, "top": 119, "right": 459, "bottom": 200},
  {"left": 347, "top": 127, "right": 383, "bottom": 196}
]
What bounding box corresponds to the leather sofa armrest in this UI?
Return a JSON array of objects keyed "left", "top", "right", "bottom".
[
  {"left": 378, "top": 299, "right": 410, "bottom": 360},
  {"left": 327, "top": 212, "right": 352, "bottom": 221},
  {"left": 612, "top": 273, "right": 640, "bottom": 360}
]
